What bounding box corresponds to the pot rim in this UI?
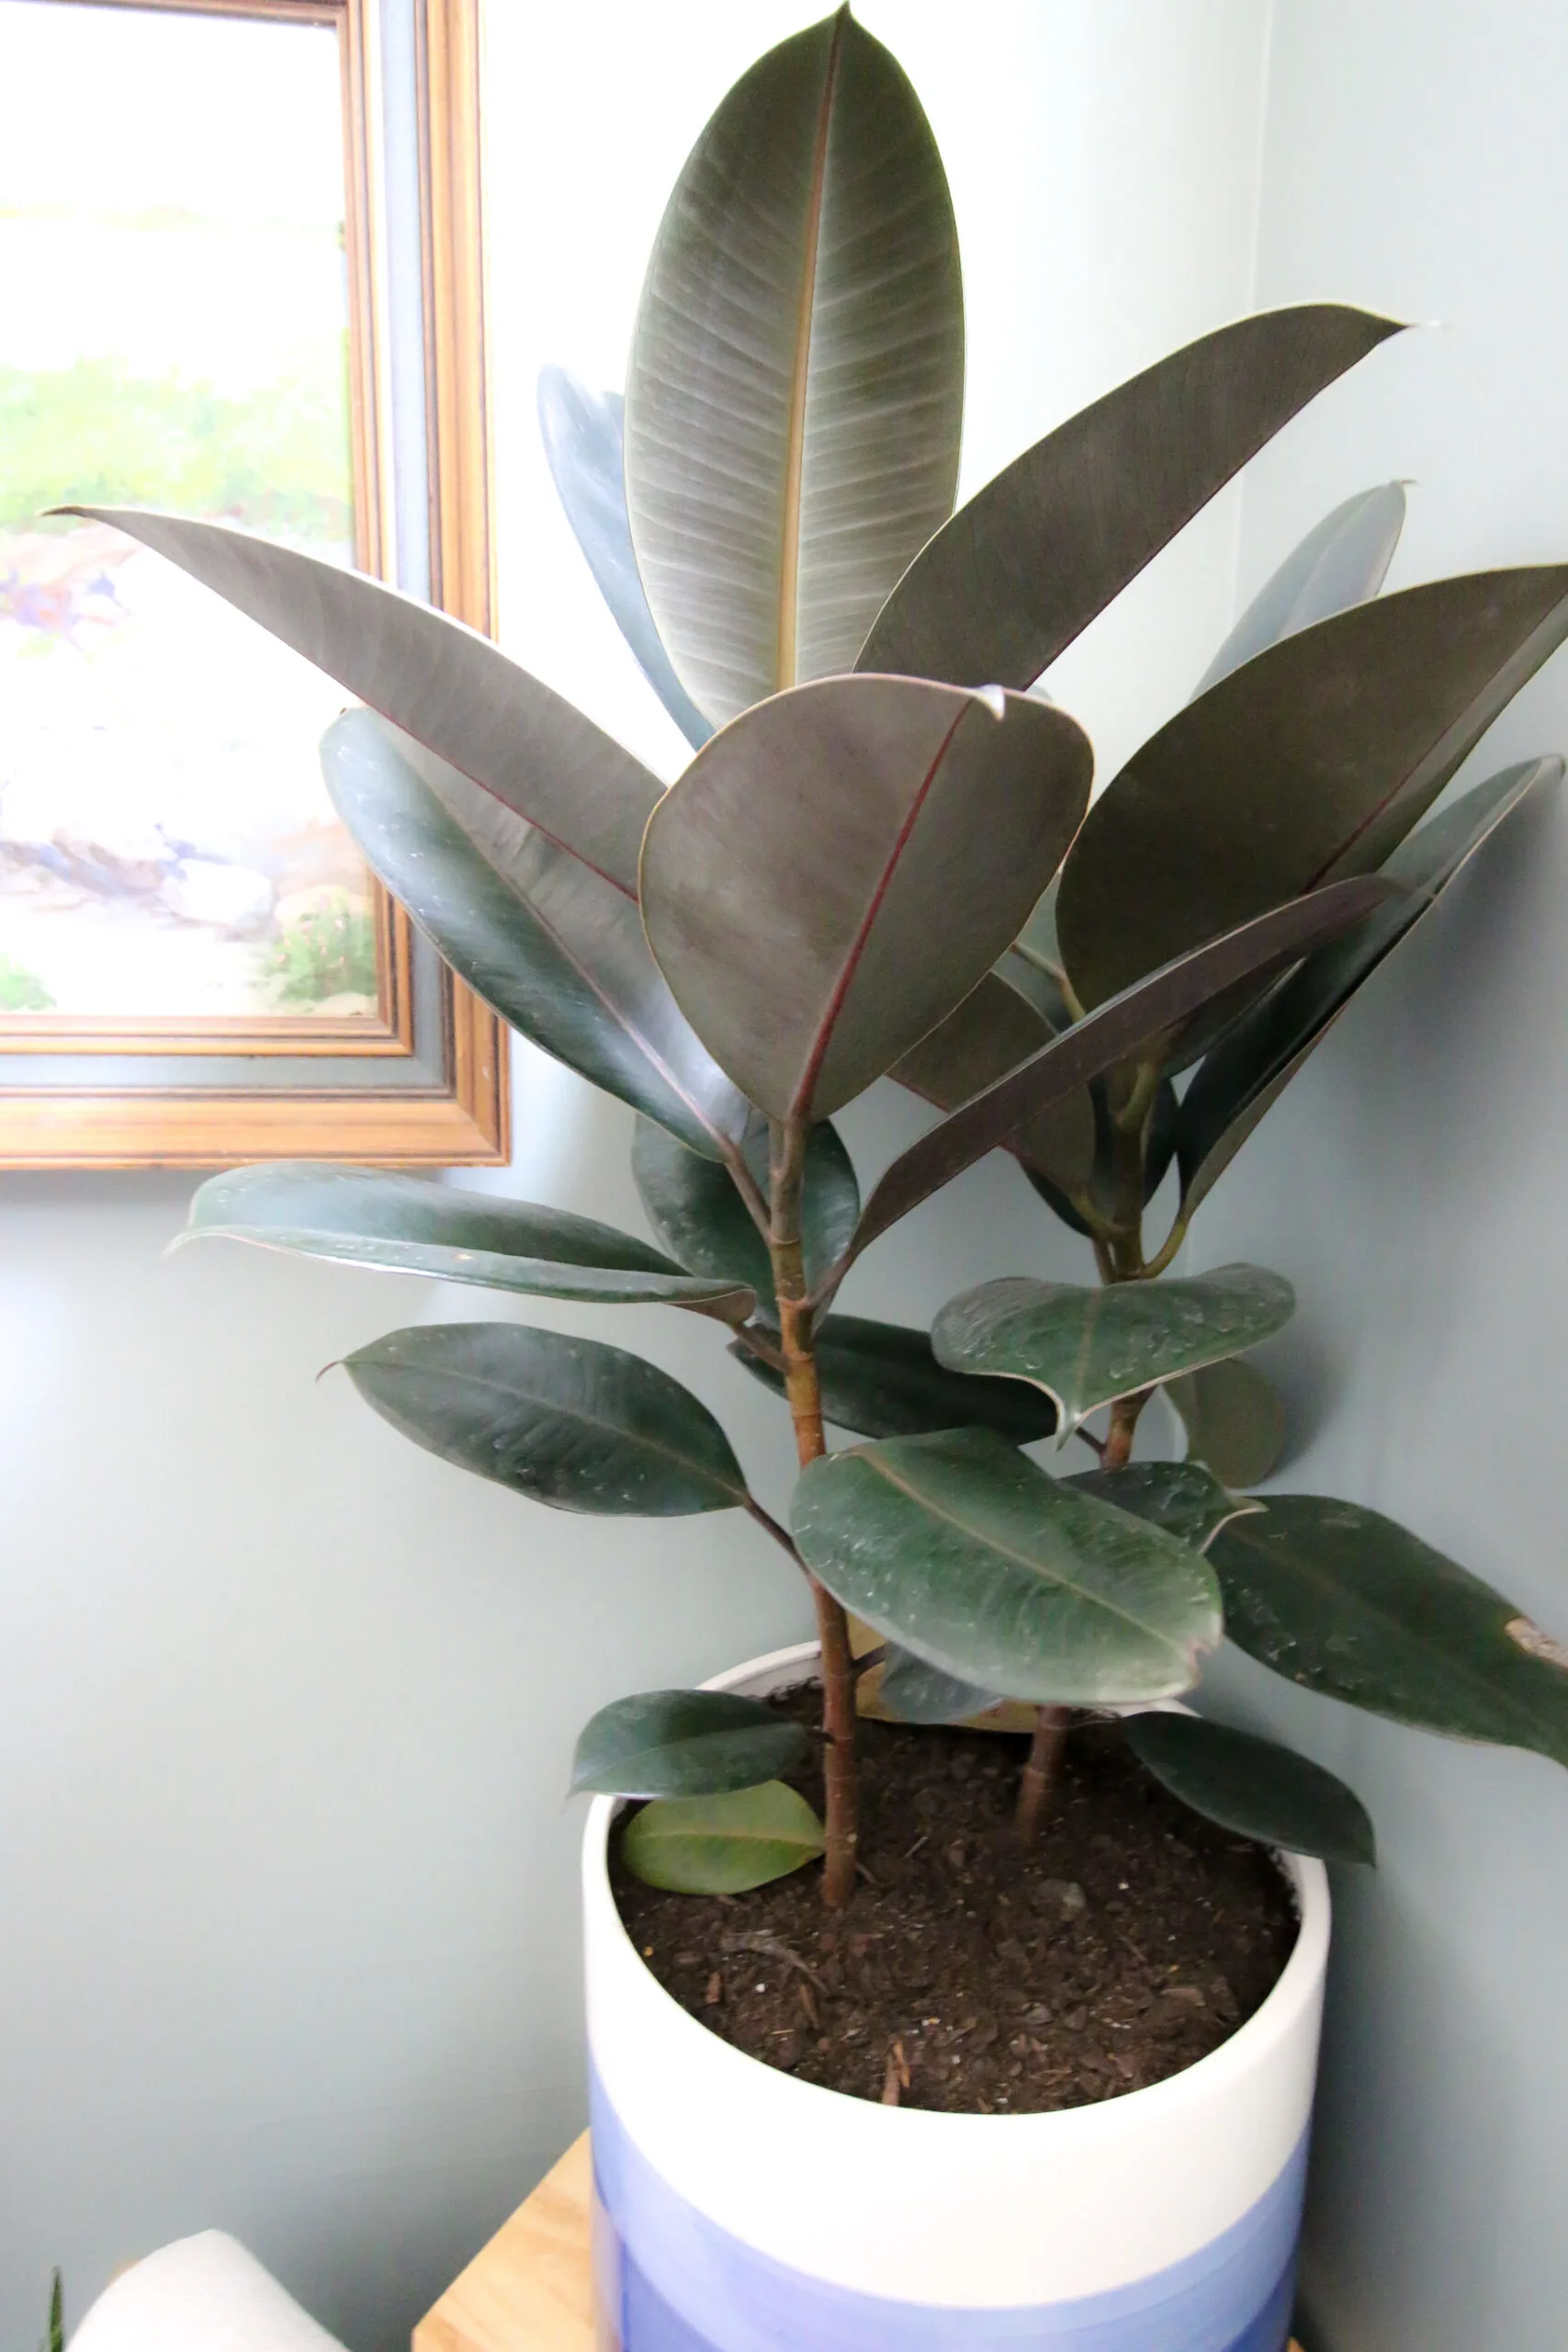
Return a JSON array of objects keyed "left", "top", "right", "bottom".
[{"left": 584, "top": 1637, "right": 1330, "bottom": 2135}]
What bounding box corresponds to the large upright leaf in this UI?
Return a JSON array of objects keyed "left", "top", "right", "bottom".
[
  {"left": 856, "top": 306, "right": 1402, "bottom": 687},
  {"left": 729, "top": 1312, "right": 1055, "bottom": 1442},
  {"left": 59, "top": 505, "right": 659, "bottom": 892},
  {"left": 850, "top": 879, "right": 1396, "bottom": 1260},
  {"left": 341, "top": 1323, "right": 750, "bottom": 1515},
  {"left": 1124, "top": 1712, "right": 1375, "bottom": 1866},
  {"left": 640, "top": 676, "right": 1090, "bottom": 1121},
  {"left": 1057, "top": 570, "right": 1568, "bottom": 1012},
  {"left": 1212, "top": 1496, "right": 1568, "bottom": 1768},
  {"left": 793, "top": 1427, "right": 1221, "bottom": 1704},
  {"left": 1191, "top": 481, "right": 1406, "bottom": 698},
  {"left": 932, "top": 1265, "right": 1294, "bottom": 1444},
  {"left": 620, "top": 1782, "right": 825, "bottom": 1893},
  {"left": 623, "top": 7, "right": 964, "bottom": 725},
  {"left": 631, "top": 1114, "right": 858, "bottom": 1320},
  {"left": 1177, "top": 757, "right": 1562, "bottom": 1216},
  {"left": 179, "top": 1163, "right": 753, "bottom": 1318},
  {"left": 322, "top": 708, "right": 749, "bottom": 1159},
  {"left": 536, "top": 367, "right": 712, "bottom": 750},
  {"left": 891, "top": 973, "right": 1097, "bottom": 1208}
]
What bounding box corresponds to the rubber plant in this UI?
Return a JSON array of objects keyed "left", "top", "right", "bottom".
[{"left": 77, "top": 7, "right": 1568, "bottom": 1913}]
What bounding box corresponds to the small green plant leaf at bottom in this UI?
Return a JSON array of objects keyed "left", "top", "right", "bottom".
[
  {"left": 620, "top": 1782, "right": 826, "bottom": 1894},
  {"left": 1125, "top": 1710, "right": 1375, "bottom": 1866},
  {"left": 571, "top": 1690, "right": 808, "bottom": 1799},
  {"left": 42, "top": 2269, "right": 63, "bottom": 2352},
  {"left": 793, "top": 1428, "right": 1222, "bottom": 1706},
  {"left": 1212, "top": 1497, "right": 1568, "bottom": 1766},
  {"left": 933, "top": 1264, "right": 1295, "bottom": 1444},
  {"left": 341, "top": 1323, "right": 752, "bottom": 1515}
]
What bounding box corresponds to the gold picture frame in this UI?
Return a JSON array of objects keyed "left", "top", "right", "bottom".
[{"left": 0, "top": 0, "right": 509, "bottom": 1167}]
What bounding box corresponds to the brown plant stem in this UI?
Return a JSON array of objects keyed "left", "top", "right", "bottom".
[
  {"left": 1015, "top": 1703, "right": 1070, "bottom": 1840},
  {"left": 1101, "top": 1390, "right": 1147, "bottom": 1470},
  {"left": 770, "top": 1116, "right": 858, "bottom": 1908}
]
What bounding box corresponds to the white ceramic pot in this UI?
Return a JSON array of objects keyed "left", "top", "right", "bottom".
[{"left": 584, "top": 1641, "right": 1329, "bottom": 2352}]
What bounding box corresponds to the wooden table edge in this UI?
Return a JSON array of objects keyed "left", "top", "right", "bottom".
[{"left": 412, "top": 2131, "right": 1304, "bottom": 2350}]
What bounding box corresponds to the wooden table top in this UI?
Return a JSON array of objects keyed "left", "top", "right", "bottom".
[{"left": 413, "top": 2132, "right": 1304, "bottom": 2351}]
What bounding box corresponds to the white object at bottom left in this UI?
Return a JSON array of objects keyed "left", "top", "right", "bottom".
[{"left": 70, "top": 2232, "right": 347, "bottom": 2352}]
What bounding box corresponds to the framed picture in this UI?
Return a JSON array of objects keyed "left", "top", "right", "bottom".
[{"left": 0, "top": 0, "right": 508, "bottom": 1167}]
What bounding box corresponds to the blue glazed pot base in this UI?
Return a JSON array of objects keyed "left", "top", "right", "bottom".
[{"left": 591, "top": 2070, "right": 1305, "bottom": 2352}]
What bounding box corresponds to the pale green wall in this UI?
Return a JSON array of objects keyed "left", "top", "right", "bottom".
[{"left": 1193, "top": 6, "right": 1568, "bottom": 2346}]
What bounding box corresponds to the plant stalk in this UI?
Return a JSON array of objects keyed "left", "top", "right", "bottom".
[
  {"left": 1101, "top": 1390, "right": 1146, "bottom": 1470},
  {"left": 770, "top": 1117, "right": 858, "bottom": 1907},
  {"left": 1015, "top": 1703, "right": 1070, "bottom": 1840}
]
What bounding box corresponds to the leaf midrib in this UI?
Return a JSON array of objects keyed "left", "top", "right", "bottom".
[
  {"left": 774, "top": 6, "right": 846, "bottom": 694},
  {"left": 366, "top": 1358, "right": 748, "bottom": 1498},
  {"left": 857, "top": 1452, "right": 1201, "bottom": 1657},
  {"left": 212, "top": 1231, "right": 739, "bottom": 1301},
  {"left": 1222, "top": 1517, "right": 1555, "bottom": 1739}
]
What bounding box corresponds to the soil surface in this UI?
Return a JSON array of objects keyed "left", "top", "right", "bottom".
[{"left": 612, "top": 1690, "right": 1298, "bottom": 2113}]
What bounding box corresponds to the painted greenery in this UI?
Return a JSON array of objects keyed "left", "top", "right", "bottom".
[{"left": 131, "top": 7, "right": 1568, "bottom": 1906}]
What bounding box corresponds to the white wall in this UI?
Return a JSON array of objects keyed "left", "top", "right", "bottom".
[
  {"left": 1192, "top": 7, "right": 1568, "bottom": 2349},
  {"left": 0, "top": 6, "right": 1269, "bottom": 2344}
]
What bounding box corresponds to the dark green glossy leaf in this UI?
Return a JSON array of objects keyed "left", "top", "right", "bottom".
[
  {"left": 729, "top": 1313, "right": 1055, "bottom": 1442},
  {"left": 620, "top": 1782, "right": 825, "bottom": 1892},
  {"left": 1065, "top": 1461, "right": 1261, "bottom": 1552},
  {"left": 624, "top": 7, "right": 963, "bottom": 725},
  {"left": 642, "top": 676, "right": 1090, "bottom": 1124},
  {"left": 179, "top": 1162, "right": 753, "bottom": 1318},
  {"left": 892, "top": 973, "right": 1096, "bottom": 1210},
  {"left": 570, "top": 1690, "right": 807, "bottom": 1797},
  {"left": 1058, "top": 571, "right": 1568, "bottom": 1015},
  {"left": 1212, "top": 1495, "right": 1568, "bottom": 1767},
  {"left": 59, "top": 505, "right": 659, "bottom": 892},
  {"left": 1178, "top": 757, "right": 1562, "bottom": 1216},
  {"left": 792, "top": 1427, "right": 1221, "bottom": 1705},
  {"left": 322, "top": 708, "right": 749, "bottom": 1159},
  {"left": 1166, "top": 1358, "right": 1288, "bottom": 1488},
  {"left": 1192, "top": 481, "right": 1405, "bottom": 698},
  {"left": 1125, "top": 1711, "right": 1375, "bottom": 1865},
  {"left": 631, "top": 1115, "right": 858, "bottom": 1322},
  {"left": 536, "top": 366, "right": 713, "bottom": 750},
  {"left": 879, "top": 1645, "right": 1001, "bottom": 1725},
  {"left": 857, "top": 306, "right": 1402, "bottom": 686},
  {"left": 932, "top": 1264, "right": 1295, "bottom": 1444},
  {"left": 850, "top": 879, "right": 1396, "bottom": 1261},
  {"left": 341, "top": 1323, "right": 750, "bottom": 1515}
]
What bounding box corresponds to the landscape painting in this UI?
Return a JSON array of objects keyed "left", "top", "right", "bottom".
[{"left": 0, "top": 0, "right": 378, "bottom": 1030}]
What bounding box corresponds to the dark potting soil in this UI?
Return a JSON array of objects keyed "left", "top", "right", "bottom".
[{"left": 611, "top": 1690, "right": 1298, "bottom": 2114}]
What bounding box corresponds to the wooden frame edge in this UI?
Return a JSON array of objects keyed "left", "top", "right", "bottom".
[{"left": 0, "top": 0, "right": 509, "bottom": 1168}]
